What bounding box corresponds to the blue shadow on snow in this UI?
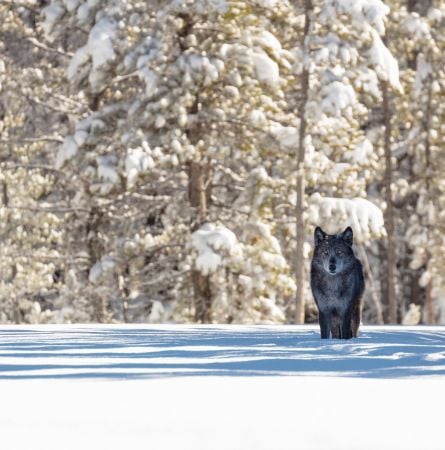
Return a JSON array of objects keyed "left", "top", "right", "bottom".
[{"left": 0, "top": 326, "right": 445, "bottom": 380}]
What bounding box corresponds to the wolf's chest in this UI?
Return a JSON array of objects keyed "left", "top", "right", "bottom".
[
  {"left": 319, "top": 274, "right": 352, "bottom": 303},
  {"left": 322, "top": 275, "right": 347, "bottom": 292}
]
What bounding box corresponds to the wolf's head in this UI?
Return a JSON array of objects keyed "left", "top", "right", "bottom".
[{"left": 312, "top": 226, "right": 355, "bottom": 275}]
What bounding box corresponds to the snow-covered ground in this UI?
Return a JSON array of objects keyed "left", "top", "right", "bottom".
[{"left": 1, "top": 324, "right": 445, "bottom": 449}]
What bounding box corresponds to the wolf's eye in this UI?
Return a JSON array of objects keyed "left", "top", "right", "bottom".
[
  {"left": 336, "top": 250, "right": 343, "bottom": 255},
  {"left": 322, "top": 250, "right": 329, "bottom": 256}
]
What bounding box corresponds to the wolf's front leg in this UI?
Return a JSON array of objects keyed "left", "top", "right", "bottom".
[
  {"left": 318, "top": 311, "right": 330, "bottom": 339},
  {"left": 340, "top": 320, "right": 353, "bottom": 339},
  {"left": 351, "top": 303, "right": 361, "bottom": 338},
  {"left": 331, "top": 313, "right": 341, "bottom": 339},
  {"left": 340, "top": 310, "right": 353, "bottom": 339}
]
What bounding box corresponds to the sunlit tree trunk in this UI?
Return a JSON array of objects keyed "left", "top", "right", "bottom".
[
  {"left": 295, "top": 0, "right": 312, "bottom": 324},
  {"left": 382, "top": 78, "right": 397, "bottom": 323},
  {"left": 407, "top": 0, "right": 434, "bottom": 323},
  {"left": 423, "top": 74, "right": 434, "bottom": 323}
]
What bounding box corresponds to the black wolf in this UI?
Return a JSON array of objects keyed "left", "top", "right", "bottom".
[{"left": 310, "top": 226, "right": 364, "bottom": 339}]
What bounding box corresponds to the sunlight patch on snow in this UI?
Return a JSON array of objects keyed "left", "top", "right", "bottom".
[
  {"left": 3, "top": 374, "right": 445, "bottom": 450},
  {"left": 424, "top": 352, "right": 445, "bottom": 362},
  {"left": 2, "top": 324, "right": 445, "bottom": 450}
]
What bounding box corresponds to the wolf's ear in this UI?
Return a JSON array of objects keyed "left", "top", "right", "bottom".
[
  {"left": 314, "top": 227, "right": 326, "bottom": 245},
  {"left": 341, "top": 226, "right": 353, "bottom": 246}
]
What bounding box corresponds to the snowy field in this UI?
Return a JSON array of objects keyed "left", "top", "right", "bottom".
[{"left": 1, "top": 324, "right": 445, "bottom": 450}]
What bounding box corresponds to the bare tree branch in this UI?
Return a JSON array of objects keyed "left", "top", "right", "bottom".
[
  {"left": 26, "top": 37, "right": 73, "bottom": 58},
  {"left": 0, "top": 136, "right": 64, "bottom": 144}
]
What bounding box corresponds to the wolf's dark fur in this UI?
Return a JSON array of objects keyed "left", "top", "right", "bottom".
[{"left": 310, "top": 226, "right": 365, "bottom": 339}]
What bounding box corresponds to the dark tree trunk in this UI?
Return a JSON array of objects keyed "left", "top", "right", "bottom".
[
  {"left": 86, "top": 206, "right": 109, "bottom": 323},
  {"left": 188, "top": 161, "right": 213, "bottom": 323}
]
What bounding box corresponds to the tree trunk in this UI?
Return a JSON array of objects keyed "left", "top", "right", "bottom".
[
  {"left": 189, "top": 161, "right": 213, "bottom": 323},
  {"left": 86, "top": 206, "right": 109, "bottom": 323},
  {"left": 408, "top": 0, "right": 433, "bottom": 16},
  {"left": 295, "top": 0, "right": 312, "bottom": 324},
  {"left": 357, "top": 244, "right": 384, "bottom": 325},
  {"left": 118, "top": 266, "right": 130, "bottom": 323},
  {"left": 423, "top": 74, "right": 434, "bottom": 324},
  {"left": 382, "top": 79, "right": 397, "bottom": 323},
  {"left": 185, "top": 70, "right": 214, "bottom": 323},
  {"left": 192, "top": 269, "right": 212, "bottom": 323},
  {"left": 408, "top": 0, "right": 435, "bottom": 325},
  {"left": 1, "top": 180, "right": 21, "bottom": 323}
]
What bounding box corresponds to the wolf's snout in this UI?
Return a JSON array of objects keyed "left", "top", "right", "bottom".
[{"left": 329, "top": 258, "right": 336, "bottom": 273}]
